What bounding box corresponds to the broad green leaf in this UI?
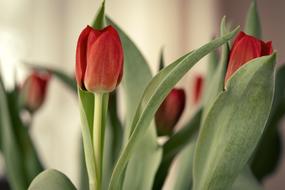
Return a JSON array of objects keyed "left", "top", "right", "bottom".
[
  {"left": 173, "top": 138, "right": 196, "bottom": 190},
  {"left": 152, "top": 109, "right": 202, "bottom": 189},
  {"left": 251, "top": 64, "right": 285, "bottom": 180},
  {"left": 28, "top": 169, "right": 76, "bottom": 190},
  {"left": 123, "top": 123, "right": 161, "bottom": 190},
  {"left": 245, "top": 0, "right": 262, "bottom": 38},
  {"left": 193, "top": 54, "right": 276, "bottom": 190},
  {"left": 231, "top": 167, "right": 263, "bottom": 190},
  {"left": 108, "top": 27, "right": 239, "bottom": 190},
  {"left": 0, "top": 82, "right": 27, "bottom": 190},
  {"left": 26, "top": 63, "right": 76, "bottom": 92},
  {"left": 106, "top": 18, "right": 162, "bottom": 190}
]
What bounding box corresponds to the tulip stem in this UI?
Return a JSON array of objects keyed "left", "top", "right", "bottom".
[{"left": 93, "top": 93, "right": 105, "bottom": 190}]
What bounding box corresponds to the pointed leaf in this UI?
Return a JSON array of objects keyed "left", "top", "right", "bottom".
[
  {"left": 245, "top": 0, "right": 262, "bottom": 38},
  {"left": 193, "top": 54, "right": 276, "bottom": 190}
]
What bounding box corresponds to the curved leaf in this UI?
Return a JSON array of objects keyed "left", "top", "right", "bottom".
[
  {"left": 28, "top": 169, "right": 76, "bottom": 190},
  {"left": 193, "top": 54, "right": 276, "bottom": 190},
  {"left": 108, "top": 27, "right": 239, "bottom": 190},
  {"left": 251, "top": 64, "right": 285, "bottom": 180}
]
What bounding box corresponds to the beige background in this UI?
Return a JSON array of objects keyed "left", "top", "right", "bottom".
[{"left": 0, "top": 0, "right": 284, "bottom": 189}]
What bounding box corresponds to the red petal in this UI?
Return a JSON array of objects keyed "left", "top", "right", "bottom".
[
  {"left": 225, "top": 34, "right": 262, "bottom": 82},
  {"left": 261, "top": 41, "right": 273, "bottom": 56},
  {"left": 75, "top": 26, "right": 92, "bottom": 89},
  {"left": 231, "top": 32, "right": 246, "bottom": 51},
  {"left": 84, "top": 26, "right": 123, "bottom": 92}
]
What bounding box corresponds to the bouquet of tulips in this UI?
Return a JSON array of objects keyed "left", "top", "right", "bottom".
[{"left": 0, "top": 0, "right": 284, "bottom": 190}]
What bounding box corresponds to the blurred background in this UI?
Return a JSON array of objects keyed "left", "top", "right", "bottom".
[{"left": 0, "top": 0, "right": 284, "bottom": 189}]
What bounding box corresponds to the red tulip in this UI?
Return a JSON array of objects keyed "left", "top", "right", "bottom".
[
  {"left": 193, "top": 75, "right": 204, "bottom": 104},
  {"left": 21, "top": 72, "right": 51, "bottom": 112},
  {"left": 75, "top": 25, "right": 124, "bottom": 93},
  {"left": 155, "top": 88, "right": 186, "bottom": 136},
  {"left": 225, "top": 32, "right": 273, "bottom": 83}
]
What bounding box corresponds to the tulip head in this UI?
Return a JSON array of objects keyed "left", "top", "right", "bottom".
[
  {"left": 75, "top": 25, "right": 124, "bottom": 93},
  {"left": 225, "top": 32, "right": 273, "bottom": 84},
  {"left": 193, "top": 75, "right": 204, "bottom": 105},
  {"left": 155, "top": 88, "right": 186, "bottom": 136},
  {"left": 21, "top": 72, "right": 51, "bottom": 113}
]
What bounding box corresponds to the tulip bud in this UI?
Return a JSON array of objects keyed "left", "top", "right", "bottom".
[
  {"left": 155, "top": 88, "right": 186, "bottom": 136},
  {"left": 193, "top": 75, "right": 204, "bottom": 105},
  {"left": 75, "top": 25, "right": 124, "bottom": 93},
  {"left": 21, "top": 72, "right": 51, "bottom": 113},
  {"left": 225, "top": 31, "right": 273, "bottom": 83}
]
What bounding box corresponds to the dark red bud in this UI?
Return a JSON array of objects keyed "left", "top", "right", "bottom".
[
  {"left": 155, "top": 88, "right": 186, "bottom": 136},
  {"left": 21, "top": 72, "right": 51, "bottom": 112}
]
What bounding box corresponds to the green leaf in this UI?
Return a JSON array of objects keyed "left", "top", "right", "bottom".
[
  {"left": 245, "top": 0, "right": 262, "bottom": 38},
  {"left": 79, "top": 139, "right": 89, "bottom": 190},
  {"left": 152, "top": 109, "right": 202, "bottom": 189},
  {"left": 123, "top": 123, "right": 162, "bottom": 190},
  {"left": 7, "top": 90, "right": 43, "bottom": 182},
  {"left": 0, "top": 82, "right": 27, "bottom": 190},
  {"left": 251, "top": 64, "right": 285, "bottom": 180},
  {"left": 106, "top": 18, "right": 162, "bottom": 190},
  {"left": 28, "top": 169, "right": 77, "bottom": 190},
  {"left": 193, "top": 54, "right": 276, "bottom": 190},
  {"left": 159, "top": 47, "right": 165, "bottom": 71},
  {"left": 172, "top": 137, "right": 196, "bottom": 190},
  {"left": 231, "top": 167, "right": 263, "bottom": 190},
  {"left": 78, "top": 89, "right": 96, "bottom": 188},
  {"left": 106, "top": 17, "right": 153, "bottom": 140},
  {"left": 92, "top": 0, "right": 106, "bottom": 29},
  {"left": 202, "top": 16, "right": 230, "bottom": 110},
  {"left": 108, "top": 27, "right": 239, "bottom": 190},
  {"left": 26, "top": 63, "right": 76, "bottom": 92}
]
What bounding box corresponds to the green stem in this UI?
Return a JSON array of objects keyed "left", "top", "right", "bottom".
[{"left": 93, "top": 93, "right": 104, "bottom": 190}]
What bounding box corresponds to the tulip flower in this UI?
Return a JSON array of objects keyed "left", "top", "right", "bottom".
[
  {"left": 155, "top": 88, "right": 186, "bottom": 136},
  {"left": 75, "top": 25, "right": 124, "bottom": 93},
  {"left": 21, "top": 72, "right": 51, "bottom": 113},
  {"left": 225, "top": 31, "right": 273, "bottom": 83},
  {"left": 193, "top": 75, "right": 204, "bottom": 104}
]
